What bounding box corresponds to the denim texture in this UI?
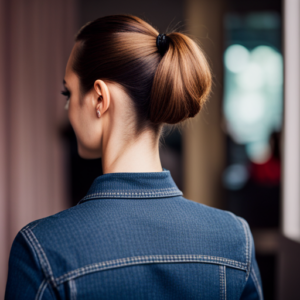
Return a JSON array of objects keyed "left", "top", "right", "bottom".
[{"left": 5, "top": 168, "right": 263, "bottom": 299}]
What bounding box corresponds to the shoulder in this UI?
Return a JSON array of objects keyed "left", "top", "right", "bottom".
[
  {"left": 20, "top": 198, "right": 252, "bottom": 251},
  {"left": 16, "top": 204, "right": 85, "bottom": 260},
  {"left": 179, "top": 196, "right": 251, "bottom": 236},
  {"left": 6, "top": 205, "right": 85, "bottom": 293},
  {"left": 20, "top": 204, "right": 82, "bottom": 232},
  {"left": 21, "top": 198, "right": 252, "bottom": 257},
  {"left": 177, "top": 197, "right": 254, "bottom": 269},
  {"left": 15, "top": 198, "right": 254, "bottom": 279},
  {"left": 5, "top": 216, "right": 61, "bottom": 299},
  {"left": 182, "top": 200, "right": 262, "bottom": 297}
]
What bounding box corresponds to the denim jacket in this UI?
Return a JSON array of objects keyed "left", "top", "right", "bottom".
[{"left": 5, "top": 168, "right": 263, "bottom": 299}]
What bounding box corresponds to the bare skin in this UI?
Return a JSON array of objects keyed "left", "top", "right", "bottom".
[{"left": 63, "top": 42, "right": 163, "bottom": 174}]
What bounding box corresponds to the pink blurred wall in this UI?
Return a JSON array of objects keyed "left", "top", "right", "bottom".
[{"left": 0, "top": 0, "right": 77, "bottom": 296}]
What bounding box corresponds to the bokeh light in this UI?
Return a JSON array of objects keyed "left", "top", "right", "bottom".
[
  {"left": 224, "top": 44, "right": 250, "bottom": 73},
  {"left": 223, "top": 44, "right": 283, "bottom": 162}
]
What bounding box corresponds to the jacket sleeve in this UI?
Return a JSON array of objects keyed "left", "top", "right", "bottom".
[
  {"left": 239, "top": 218, "right": 264, "bottom": 300},
  {"left": 5, "top": 229, "right": 56, "bottom": 300}
]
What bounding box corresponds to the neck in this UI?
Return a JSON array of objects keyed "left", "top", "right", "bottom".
[{"left": 101, "top": 129, "right": 163, "bottom": 174}]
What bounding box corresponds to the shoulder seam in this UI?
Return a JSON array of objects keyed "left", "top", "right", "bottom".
[
  {"left": 225, "top": 212, "right": 251, "bottom": 282},
  {"left": 30, "top": 220, "right": 43, "bottom": 231},
  {"left": 236, "top": 216, "right": 251, "bottom": 282},
  {"left": 251, "top": 267, "right": 263, "bottom": 300},
  {"left": 21, "top": 226, "right": 56, "bottom": 288}
]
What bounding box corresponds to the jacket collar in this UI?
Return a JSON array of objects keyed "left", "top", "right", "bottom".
[{"left": 78, "top": 168, "right": 183, "bottom": 204}]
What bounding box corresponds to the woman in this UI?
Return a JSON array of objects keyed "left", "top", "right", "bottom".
[{"left": 5, "top": 14, "right": 263, "bottom": 299}]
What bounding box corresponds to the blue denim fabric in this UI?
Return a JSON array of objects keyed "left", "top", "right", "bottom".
[{"left": 5, "top": 168, "right": 263, "bottom": 299}]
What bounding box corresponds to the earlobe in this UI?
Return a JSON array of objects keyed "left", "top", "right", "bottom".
[{"left": 97, "top": 109, "right": 101, "bottom": 118}]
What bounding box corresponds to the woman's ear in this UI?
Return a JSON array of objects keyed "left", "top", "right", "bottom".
[{"left": 93, "top": 79, "right": 110, "bottom": 116}]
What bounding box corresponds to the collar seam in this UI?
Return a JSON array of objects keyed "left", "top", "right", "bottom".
[
  {"left": 82, "top": 187, "right": 180, "bottom": 198},
  {"left": 78, "top": 188, "right": 183, "bottom": 204}
]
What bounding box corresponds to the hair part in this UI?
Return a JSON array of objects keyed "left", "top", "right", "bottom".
[{"left": 72, "top": 14, "right": 212, "bottom": 137}]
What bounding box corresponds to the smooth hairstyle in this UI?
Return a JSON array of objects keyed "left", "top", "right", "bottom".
[{"left": 72, "top": 14, "right": 212, "bottom": 136}]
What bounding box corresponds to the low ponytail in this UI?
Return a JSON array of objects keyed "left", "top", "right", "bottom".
[{"left": 150, "top": 32, "right": 212, "bottom": 124}]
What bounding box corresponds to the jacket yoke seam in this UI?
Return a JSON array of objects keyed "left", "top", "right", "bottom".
[{"left": 54, "top": 254, "right": 247, "bottom": 286}]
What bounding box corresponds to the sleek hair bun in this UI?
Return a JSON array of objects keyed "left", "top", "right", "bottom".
[
  {"left": 72, "top": 14, "right": 212, "bottom": 134},
  {"left": 150, "top": 32, "right": 212, "bottom": 124}
]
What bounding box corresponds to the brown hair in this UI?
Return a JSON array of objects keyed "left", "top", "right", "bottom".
[{"left": 72, "top": 14, "right": 212, "bottom": 136}]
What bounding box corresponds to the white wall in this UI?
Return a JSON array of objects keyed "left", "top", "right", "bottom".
[{"left": 283, "top": 0, "right": 300, "bottom": 242}]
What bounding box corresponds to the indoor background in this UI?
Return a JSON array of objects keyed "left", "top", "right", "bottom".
[{"left": 1, "top": 0, "right": 299, "bottom": 299}]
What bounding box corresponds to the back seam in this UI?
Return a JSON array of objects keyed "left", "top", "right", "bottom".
[
  {"left": 219, "top": 265, "right": 226, "bottom": 300},
  {"left": 35, "top": 279, "right": 48, "bottom": 300}
]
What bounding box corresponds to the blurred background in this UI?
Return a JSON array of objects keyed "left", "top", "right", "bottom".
[{"left": 0, "top": 0, "right": 299, "bottom": 299}]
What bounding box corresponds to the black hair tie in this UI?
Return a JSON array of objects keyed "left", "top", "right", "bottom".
[{"left": 156, "top": 33, "right": 169, "bottom": 56}]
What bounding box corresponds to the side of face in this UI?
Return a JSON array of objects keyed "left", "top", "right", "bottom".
[{"left": 63, "top": 43, "right": 104, "bottom": 159}]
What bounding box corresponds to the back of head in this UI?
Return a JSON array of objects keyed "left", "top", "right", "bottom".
[{"left": 72, "top": 14, "right": 212, "bottom": 136}]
